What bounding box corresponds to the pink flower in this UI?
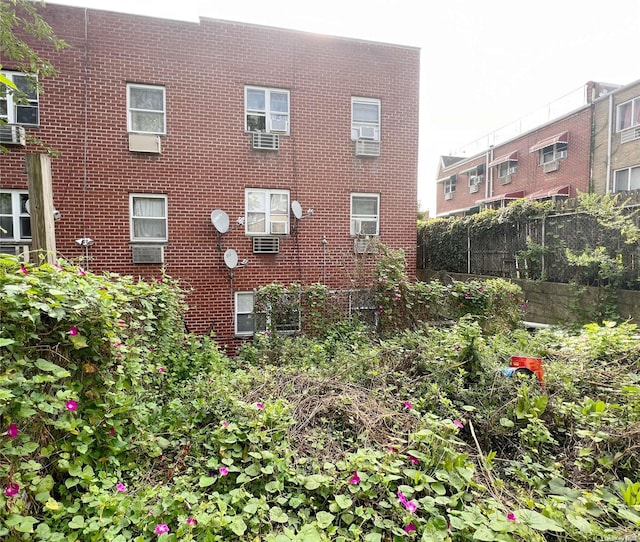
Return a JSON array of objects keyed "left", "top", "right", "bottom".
[
  {"left": 116, "top": 483, "right": 127, "bottom": 492},
  {"left": 407, "top": 455, "right": 419, "bottom": 465},
  {"left": 5, "top": 482, "right": 19, "bottom": 496},
  {"left": 186, "top": 517, "right": 197, "bottom": 526},
  {"left": 117, "top": 320, "right": 125, "bottom": 326},
  {"left": 19, "top": 263, "right": 28, "bottom": 274},
  {"left": 7, "top": 423, "right": 19, "bottom": 438},
  {"left": 158, "top": 367, "right": 166, "bottom": 373},
  {"left": 114, "top": 342, "right": 121, "bottom": 348},
  {"left": 453, "top": 419, "right": 464, "bottom": 429},
  {"left": 454, "top": 343, "right": 461, "bottom": 351},
  {"left": 68, "top": 325, "right": 78, "bottom": 336},
  {"left": 404, "top": 401, "right": 413, "bottom": 410},
  {"left": 78, "top": 268, "right": 86, "bottom": 276},
  {"left": 256, "top": 403, "right": 264, "bottom": 409},
  {"left": 156, "top": 278, "right": 162, "bottom": 284},
  {"left": 398, "top": 490, "right": 408, "bottom": 506},
  {"left": 221, "top": 421, "right": 229, "bottom": 428},
  {"left": 65, "top": 400, "right": 78, "bottom": 411},
  {"left": 507, "top": 512, "right": 517, "bottom": 521},
  {"left": 405, "top": 500, "right": 418, "bottom": 513},
  {"left": 219, "top": 466, "right": 229, "bottom": 476},
  {"left": 109, "top": 427, "right": 116, "bottom": 436},
  {"left": 154, "top": 523, "right": 169, "bottom": 535},
  {"left": 348, "top": 471, "right": 361, "bottom": 484},
  {"left": 404, "top": 523, "right": 416, "bottom": 533}
]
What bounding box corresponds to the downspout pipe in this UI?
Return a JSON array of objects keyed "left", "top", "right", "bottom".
[{"left": 605, "top": 94, "right": 613, "bottom": 193}]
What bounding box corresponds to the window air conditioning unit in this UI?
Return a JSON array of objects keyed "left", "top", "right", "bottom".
[
  {"left": 469, "top": 183, "right": 479, "bottom": 193},
  {"left": 352, "top": 219, "right": 378, "bottom": 236},
  {"left": 500, "top": 175, "right": 512, "bottom": 185},
  {"left": 355, "top": 139, "right": 380, "bottom": 157},
  {"left": 252, "top": 132, "right": 280, "bottom": 150},
  {"left": 253, "top": 237, "right": 279, "bottom": 254},
  {"left": 128, "top": 133, "right": 162, "bottom": 153},
  {"left": 357, "top": 126, "right": 379, "bottom": 140},
  {"left": 0, "top": 125, "right": 26, "bottom": 146},
  {"left": 621, "top": 126, "right": 640, "bottom": 144},
  {"left": 556, "top": 150, "right": 567, "bottom": 160},
  {"left": 354, "top": 237, "right": 378, "bottom": 254},
  {"left": 543, "top": 160, "right": 560, "bottom": 173},
  {"left": 444, "top": 192, "right": 454, "bottom": 200},
  {"left": 132, "top": 245, "right": 164, "bottom": 264}
]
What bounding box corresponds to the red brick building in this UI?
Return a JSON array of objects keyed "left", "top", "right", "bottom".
[
  {"left": 435, "top": 81, "right": 620, "bottom": 216},
  {"left": 0, "top": 4, "right": 420, "bottom": 349}
]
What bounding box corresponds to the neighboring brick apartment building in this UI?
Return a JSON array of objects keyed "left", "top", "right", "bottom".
[
  {"left": 433, "top": 80, "right": 640, "bottom": 216},
  {"left": 0, "top": 4, "right": 420, "bottom": 350}
]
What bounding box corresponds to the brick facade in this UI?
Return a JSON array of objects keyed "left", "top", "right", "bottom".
[{"left": 0, "top": 5, "right": 419, "bottom": 351}]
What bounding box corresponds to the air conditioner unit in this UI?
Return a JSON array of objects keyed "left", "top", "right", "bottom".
[
  {"left": 128, "top": 133, "right": 162, "bottom": 153},
  {"left": 621, "top": 126, "right": 640, "bottom": 144},
  {"left": 252, "top": 132, "right": 280, "bottom": 150},
  {"left": 253, "top": 237, "right": 279, "bottom": 254},
  {"left": 507, "top": 166, "right": 517, "bottom": 175},
  {"left": 132, "top": 245, "right": 164, "bottom": 264},
  {"left": 355, "top": 139, "right": 380, "bottom": 157},
  {"left": 555, "top": 150, "right": 567, "bottom": 160},
  {"left": 354, "top": 237, "right": 378, "bottom": 254},
  {"left": 270, "top": 221, "right": 287, "bottom": 235},
  {"left": 543, "top": 160, "right": 560, "bottom": 173},
  {"left": 444, "top": 192, "right": 454, "bottom": 200},
  {"left": 0, "top": 125, "right": 26, "bottom": 146},
  {"left": 469, "top": 183, "right": 479, "bottom": 193},
  {"left": 500, "top": 175, "right": 512, "bottom": 185},
  {"left": 352, "top": 219, "right": 378, "bottom": 236}
]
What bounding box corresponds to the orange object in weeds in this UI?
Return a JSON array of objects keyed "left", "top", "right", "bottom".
[{"left": 510, "top": 356, "right": 545, "bottom": 389}]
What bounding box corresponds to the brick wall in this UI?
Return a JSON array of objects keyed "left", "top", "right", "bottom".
[
  {"left": 0, "top": 5, "right": 419, "bottom": 350},
  {"left": 435, "top": 107, "right": 593, "bottom": 215}
]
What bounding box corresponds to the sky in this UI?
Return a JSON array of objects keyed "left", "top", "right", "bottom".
[{"left": 46, "top": 0, "right": 640, "bottom": 214}]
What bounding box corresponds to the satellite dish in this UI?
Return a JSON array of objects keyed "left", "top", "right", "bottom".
[
  {"left": 211, "top": 209, "right": 230, "bottom": 233},
  {"left": 223, "top": 248, "right": 238, "bottom": 269},
  {"left": 291, "top": 200, "right": 303, "bottom": 220},
  {"left": 24, "top": 199, "right": 30, "bottom": 215}
]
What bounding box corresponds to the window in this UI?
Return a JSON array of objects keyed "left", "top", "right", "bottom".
[
  {"left": 0, "top": 190, "right": 31, "bottom": 249},
  {"left": 466, "top": 164, "right": 484, "bottom": 187},
  {"left": 245, "top": 86, "right": 290, "bottom": 134},
  {"left": 235, "top": 291, "right": 301, "bottom": 336},
  {"left": 613, "top": 166, "right": 640, "bottom": 192},
  {"left": 130, "top": 194, "right": 167, "bottom": 242},
  {"left": 351, "top": 97, "right": 380, "bottom": 141},
  {"left": 444, "top": 175, "right": 456, "bottom": 194},
  {"left": 245, "top": 189, "right": 290, "bottom": 235},
  {"left": 127, "top": 84, "right": 166, "bottom": 134},
  {"left": 498, "top": 161, "right": 517, "bottom": 178},
  {"left": 351, "top": 193, "right": 379, "bottom": 236},
  {"left": 0, "top": 71, "right": 39, "bottom": 125},
  {"left": 540, "top": 142, "right": 567, "bottom": 165},
  {"left": 617, "top": 97, "right": 640, "bottom": 132}
]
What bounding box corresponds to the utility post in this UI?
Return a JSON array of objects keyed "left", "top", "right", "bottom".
[{"left": 25, "top": 154, "right": 57, "bottom": 265}]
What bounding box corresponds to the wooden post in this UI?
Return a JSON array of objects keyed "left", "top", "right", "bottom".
[{"left": 25, "top": 154, "right": 57, "bottom": 265}]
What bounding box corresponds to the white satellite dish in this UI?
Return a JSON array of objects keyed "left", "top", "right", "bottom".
[
  {"left": 24, "top": 199, "right": 30, "bottom": 215},
  {"left": 211, "top": 209, "right": 230, "bottom": 234},
  {"left": 291, "top": 200, "right": 303, "bottom": 220},
  {"left": 223, "top": 248, "right": 239, "bottom": 269}
]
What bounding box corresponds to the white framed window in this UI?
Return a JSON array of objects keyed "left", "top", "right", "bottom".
[
  {"left": 351, "top": 193, "right": 379, "bottom": 236},
  {"left": 235, "top": 292, "right": 257, "bottom": 336},
  {"left": 0, "top": 71, "right": 39, "bottom": 125},
  {"left": 127, "top": 84, "right": 166, "bottom": 134},
  {"left": 245, "top": 86, "right": 290, "bottom": 134},
  {"left": 235, "top": 291, "right": 300, "bottom": 336},
  {"left": 498, "top": 161, "right": 517, "bottom": 178},
  {"left": 245, "top": 189, "right": 290, "bottom": 236},
  {"left": 0, "top": 190, "right": 31, "bottom": 243},
  {"left": 444, "top": 175, "right": 457, "bottom": 194},
  {"left": 613, "top": 166, "right": 640, "bottom": 192},
  {"left": 540, "top": 142, "right": 567, "bottom": 165},
  {"left": 617, "top": 97, "right": 640, "bottom": 132},
  {"left": 351, "top": 97, "right": 380, "bottom": 141},
  {"left": 129, "top": 194, "right": 168, "bottom": 242}
]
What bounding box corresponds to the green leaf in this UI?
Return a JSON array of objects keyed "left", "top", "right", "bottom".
[
  {"left": 68, "top": 515, "right": 85, "bottom": 529},
  {"left": 363, "top": 534, "right": 382, "bottom": 542},
  {"left": 70, "top": 334, "right": 88, "bottom": 349},
  {"left": 472, "top": 527, "right": 497, "bottom": 541},
  {"left": 198, "top": 476, "right": 216, "bottom": 487},
  {"left": 515, "top": 509, "right": 564, "bottom": 532},
  {"left": 0, "top": 338, "right": 15, "bottom": 347},
  {"left": 566, "top": 513, "right": 592, "bottom": 533},
  {"left": 334, "top": 494, "right": 353, "bottom": 510},
  {"left": 269, "top": 506, "right": 289, "bottom": 524},
  {"left": 315, "top": 511, "right": 335, "bottom": 528},
  {"left": 243, "top": 502, "right": 259, "bottom": 515},
  {"left": 5, "top": 515, "right": 38, "bottom": 533},
  {"left": 229, "top": 516, "right": 247, "bottom": 536}
]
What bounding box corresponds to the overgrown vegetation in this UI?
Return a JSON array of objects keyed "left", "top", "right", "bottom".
[{"left": 1, "top": 254, "right": 640, "bottom": 541}]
